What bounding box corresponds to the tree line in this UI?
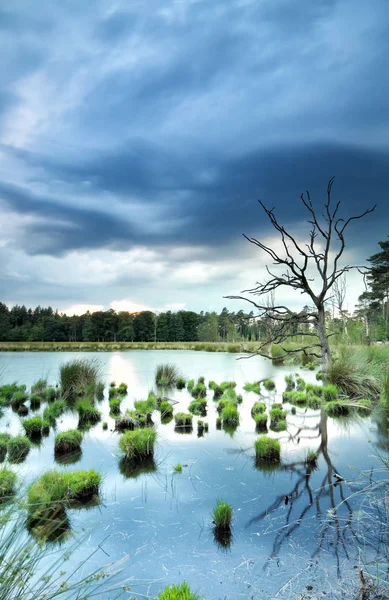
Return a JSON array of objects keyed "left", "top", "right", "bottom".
[{"left": 0, "top": 304, "right": 262, "bottom": 343}]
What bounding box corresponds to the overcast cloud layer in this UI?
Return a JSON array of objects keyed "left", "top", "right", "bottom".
[{"left": 0, "top": 0, "right": 388, "bottom": 314}]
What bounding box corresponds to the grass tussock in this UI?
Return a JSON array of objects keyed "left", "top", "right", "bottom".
[
  {"left": 43, "top": 400, "right": 66, "bottom": 425},
  {"left": 327, "top": 345, "right": 382, "bottom": 400},
  {"left": 159, "top": 400, "right": 174, "bottom": 417},
  {"left": 7, "top": 436, "right": 31, "bottom": 463},
  {"left": 253, "top": 412, "right": 268, "bottom": 431},
  {"left": 0, "top": 468, "right": 17, "bottom": 501},
  {"left": 54, "top": 430, "right": 83, "bottom": 455},
  {"left": 244, "top": 382, "right": 261, "bottom": 394},
  {"left": 221, "top": 402, "right": 239, "bottom": 426},
  {"left": 212, "top": 500, "right": 232, "bottom": 530},
  {"left": 188, "top": 397, "right": 207, "bottom": 416},
  {"left": 156, "top": 582, "right": 199, "bottom": 600},
  {"left": 76, "top": 399, "right": 101, "bottom": 425},
  {"left": 119, "top": 428, "right": 156, "bottom": 461},
  {"left": 59, "top": 358, "right": 101, "bottom": 400},
  {"left": 255, "top": 436, "right": 281, "bottom": 462},
  {"left": 155, "top": 363, "right": 182, "bottom": 387},
  {"left": 22, "top": 417, "right": 50, "bottom": 437},
  {"left": 174, "top": 412, "right": 193, "bottom": 427}
]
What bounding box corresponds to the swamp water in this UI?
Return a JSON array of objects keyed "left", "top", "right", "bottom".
[{"left": 0, "top": 350, "right": 388, "bottom": 599}]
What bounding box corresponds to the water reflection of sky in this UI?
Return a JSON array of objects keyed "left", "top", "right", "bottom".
[{"left": 0, "top": 350, "right": 388, "bottom": 599}]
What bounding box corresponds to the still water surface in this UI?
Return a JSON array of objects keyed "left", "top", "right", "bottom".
[{"left": 0, "top": 350, "right": 387, "bottom": 599}]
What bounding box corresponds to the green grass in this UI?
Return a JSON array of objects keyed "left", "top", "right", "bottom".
[
  {"left": 159, "top": 400, "right": 174, "bottom": 417},
  {"left": 54, "top": 430, "right": 83, "bottom": 455},
  {"left": 263, "top": 378, "right": 276, "bottom": 391},
  {"left": 176, "top": 378, "right": 186, "bottom": 389},
  {"left": 197, "top": 420, "right": 209, "bottom": 433},
  {"left": 0, "top": 432, "right": 11, "bottom": 457},
  {"left": 284, "top": 374, "right": 295, "bottom": 390},
  {"left": 45, "top": 387, "right": 58, "bottom": 402},
  {"left": 119, "top": 428, "right": 156, "bottom": 461},
  {"left": 188, "top": 398, "right": 207, "bottom": 416},
  {"left": 221, "top": 402, "right": 239, "bottom": 426},
  {"left": 216, "top": 416, "right": 222, "bottom": 429},
  {"left": 114, "top": 410, "right": 143, "bottom": 431},
  {"left": 155, "top": 363, "right": 182, "bottom": 387},
  {"left": 191, "top": 382, "right": 207, "bottom": 398},
  {"left": 27, "top": 469, "right": 102, "bottom": 540},
  {"left": 109, "top": 398, "right": 121, "bottom": 414},
  {"left": 251, "top": 402, "right": 266, "bottom": 415},
  {"left": 29, "top": 393, "right": 42, "bottom": 409},
  {"left": 187, "top": 379, "right": 194, "bottom": 391},
  {"left": 253, "top": 413, "right": 268, "bottom": 431},
  {"left": 174, "top": 412, "right": 193, "bottom": 427},
  {"left": 305, "top": 450, "right": 318, "bottom": 466},
  {"left": 327, "top": 345, "right": 382, "bottom": 399},
  {"left": 22, "top": 417, "right": 50, "bottom": 437},
  {"left": 269, "top": 407, "right": 287, "bottom": 430},
  {"left": 43, "top": 400, "right": 66, "bottom": 425},
  {"left": 255, "top": 436, "right": 281, "bottom": 462},
  {"left": 325, "top": 401, "right": 351, "bottom": 417},
  {"left": 0, "top": 468, "right": 17, "bottom": 501},
  {"left": 243, "top": 382, "right": 261, "bottom": 394},
  {"left": 102, "top": 421, "right": 108, "bottom": 430},
  {"left": 296, "top": 377, "right": 306, "bottom": 390},
  {"left": 31, "top": 379, "right": 47, "bottom": 395},
  {"left": 11, "top": 390, "right": 29, "bottom": 409},
  {"left": 134, "top": 393, "right": 157, "bottom": 415},
  {"left": 76, "top": 399, "right": 101, "bottom": 424},
  {"left": 173, "top": 463, "right": 183, "bottom": 473},
  {"left": 212, "top": 499, "right": 232, "bottom": 530},
  {"left": 156, "top": 582, "right": 199, "bottom": 600},
  {"left": 322, "top": 384, "right": 339, "bottom": 401},
  {"left": 59, "top": 357, "right": 101, "bottom": 400},
  {"left": 7, "top": 436, "right": 31, "bottom": 463}
]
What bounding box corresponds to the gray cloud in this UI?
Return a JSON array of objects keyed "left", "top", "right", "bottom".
[{"left": 0, "top": 0, "right": 388, "bottom": 309}]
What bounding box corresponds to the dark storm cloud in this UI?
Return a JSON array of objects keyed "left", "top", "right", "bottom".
[{"left": 0, "top": 0, "right": 389, "bottom": 308}]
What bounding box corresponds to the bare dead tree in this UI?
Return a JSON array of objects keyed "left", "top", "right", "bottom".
[{"left": 226, "top": 178, "right": 375, "bottom": 376}]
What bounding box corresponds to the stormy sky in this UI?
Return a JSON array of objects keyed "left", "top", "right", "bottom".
[{"left": 0, "top": 0, "right": 388, "bottom": 315}]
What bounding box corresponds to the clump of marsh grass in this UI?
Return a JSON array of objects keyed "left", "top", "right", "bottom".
[
  {"left": 263, "top": 378, "right": 276, "bottom": 391},
  {"left": 216, "top": 416, "right": 222, "bottom": 429},
  {"left": 173, "top": 463, "right": 183, "bottom": 473},
  {"left": 27, "top": 469, "right": 101, "bottom": 541},
  {"left": 174, "top": 412, "right": 193, "bottom": 427},
  {"left": 327, "top": 346, "right": 381, "bottom": 399},
  {"left": 188, "top": 398, "right": 207, "bottom": 416},
  {"left": 114, "top": 410, "right": 144, "bottom": 431},
  {"left": 59, "top": 358, "right": 101, "bottom": 401},
  {"left": 156, "top": 582, "right": 199, "bottom": 600},
  {"left": 325, "top": 401, "right": 351, "bottom": 417},
  {"left": 11, "top": 390, "right": 29, "bottom": 410},
  {"left": 305, "top": 449, "right": 318, "bottom": 467},
  {"left": 243, "top": 382, "right": 261, "bottom": 394},
  {"left": 76, "top": 399, "right": 101, "bottom": 425},
  {"left": 155, "top": 363, "right": 182, "bottom": 387},
  {"left": 253, "top": 413, "right": 268, "bottom": 431},
  {"left": 197, "top": 420, "right": 209, "bottom": 434},
  {"left": 187, "top": 379, "right": 195, "bottom": 391},
  {"left": 7, "top": 436, "right": 31, "bottom": 463},
  {"left": 29, "top": 394, "right": 42, "bottom": 410},
  {"left": 221, "top": 402, "right": 239, "bottom": 426},
  {"left": 109, "top": 398, "right": 121, "bottom": 414},
  {"left": 269, "top": 406, "right": 287, "bottom": 431},
  {"left": 176, "top": 378, "right": 186, "bottom": 390},
  {"left": 159, "top": 400, "right": 173, "bottom": 417},
  {"left": 296, "top": 377, "right": 306, "bottom": 390},
  {"left": 191, "top": 382, "right": 207, "bottom": 399},
  {"left": 284, "top": 374, "right": 295, "bottom": 390},
  {"left": 322, "top": 384, "right": 339, "bottom": 401},
  {"left": 102, "top": 421, "right": 108, "bottom": 430},
  {"left": 31, "top": 379, "right": 47, "bottom": 395},
  {"left": 54, "top": 430, "right": 83, "bottom": 455},
  {"left": 255, "top": 436, "right": 281, "bottom": 462},
  {"left": 43, "top": 400, "right": 66, "bottom": 425},
  {"left": 45, "top": 387, "right": 58, "bottom": 402},
  {"left": 22, "top": 416, "right": 50, "bottom": 438},
  {"left": 0, "top": 433, "right": 11, "bottom": 461},
  {"left": 251, "top": 402, "right": 266, "bottom": 416},
  {"left": 212, "top": 499, "right": 232, "bottom": 531},
  {"left": 17, "top": 404, "right": 29, "bottom": 416},
  {"left": 119, "top": 428, "right": 156, "bottom": 461},
  {"left": 134, "top": 394, "right": 157, "bottom": 416},
  {"left": 0, "top": 468, "right": 17, "bottom": 502}
]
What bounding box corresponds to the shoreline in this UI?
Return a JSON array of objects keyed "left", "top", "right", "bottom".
[{"left": 0, "top": 341, "right": 259, "bottom": 353}]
